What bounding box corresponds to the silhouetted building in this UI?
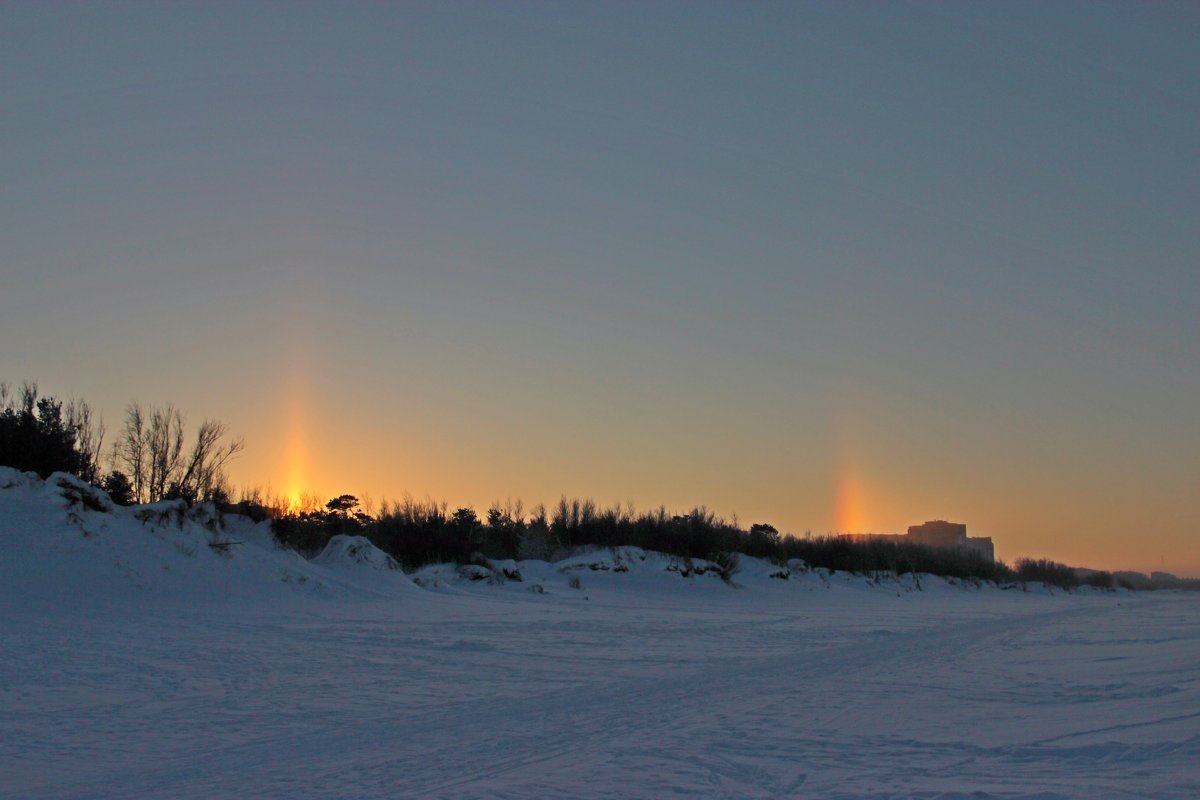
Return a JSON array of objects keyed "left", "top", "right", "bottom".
[{"left": 841, "top": 520, "right": 994, "bottom": 562}]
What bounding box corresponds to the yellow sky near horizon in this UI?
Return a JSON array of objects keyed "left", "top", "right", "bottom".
[{"left": 212, "top": 358, "right": 1197, "bottom": 578}]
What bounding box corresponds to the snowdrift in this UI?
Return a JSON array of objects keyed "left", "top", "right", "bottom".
[
  {"left": 0, "top": 467, "right": 413, "bottom": 607},
  {"left": 312, "top": 535, "right": 403, "bottom": 572}
]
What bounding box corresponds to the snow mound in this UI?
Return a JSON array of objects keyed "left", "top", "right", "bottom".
[
  {"left": 411, "top": 558, "right": 524, "bottom": 589},
  {"left": 555, "top": 545, "right": 644, "bottom": 573},
  {"left": 0, "top": 470, "right": 354, "bottom": 607},
  {"left": 0, "top": 465, "right": 41, "bottom": 490},
  {"left": 312, "top": 535, "right": 401, "bottom": 572},
  {"left": 43, "top": 470, "right": 117, "bottom": 513}
]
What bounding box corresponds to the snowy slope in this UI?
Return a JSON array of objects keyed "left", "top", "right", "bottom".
[
  {"left": 0, "top": 468, "right": 421, "bottom": 607},
  {"left": 2, "top": 469, "right": 1197, "bottom": 799}
]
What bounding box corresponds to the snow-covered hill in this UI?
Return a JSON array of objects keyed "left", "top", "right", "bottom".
[{"left": 0, "top": 467, "right": 383, "bottom": 607}]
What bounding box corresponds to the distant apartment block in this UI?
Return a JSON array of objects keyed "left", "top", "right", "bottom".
[{"left": 841, "top": 520, "right": 995, "bottom": 562}]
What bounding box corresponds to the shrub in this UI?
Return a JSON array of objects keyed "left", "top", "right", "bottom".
[
  {"left": 1082, "top": 571, "right": 1115, "bottom": 589},
  {"left": 710, "top": 551, "right": 740, "bottom": 584},
  {"left": 102, "top": 471, "right": 135, "bottom": 506},
  {"left": 1014, "top": 558, "right": 1079, "bottom": 590}
]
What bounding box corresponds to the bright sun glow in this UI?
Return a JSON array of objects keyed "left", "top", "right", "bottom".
[
  {"left": 833, "top": 411, "right": 869, "bottom": 534},
  {"left": 835, "top": 465, "right": 866, "bottom": 534},
  {"left": 279, "top": 329, "right": 313, "bottom": 514},
  {"left": 282, "top": 420, "right": 309, "bottom": 511}
]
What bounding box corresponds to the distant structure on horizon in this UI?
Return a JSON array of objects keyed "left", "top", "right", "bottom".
[{"left": 840, "top": 520, "right": 995, "bottom": 563}]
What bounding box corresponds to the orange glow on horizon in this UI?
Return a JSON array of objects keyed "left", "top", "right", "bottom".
[
  {"left": 279, "top": 323, "right": 313, "bottom": 514},
  {"left": 833, "top": 410, "right": 869, "bottom": 534},
  {"left": 834, "top": 464, "right": 867, "bottom": 534}
]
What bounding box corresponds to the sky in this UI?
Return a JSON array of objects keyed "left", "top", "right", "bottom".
[{"left": 2, "top": 2, "right": 1197, "bottom": 575}]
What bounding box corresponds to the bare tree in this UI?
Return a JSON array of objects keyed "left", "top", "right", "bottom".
[
  {"left": 17, "top": 381, "right": 37, "bottom": 416},
  {"left": 114, "top": 403, "right": 242, "bottom": 504},
  {"left": 114, "top": 403, "right": 147, "bottom": 502},
  {"left": 175, "top": 419, "right": 244, "bottom": 503},
  {"left": 146, "top": 404, "right": 184, "bottom": 503},
  {"left": 65, "top": 398, "right": 105, "bottom": 485}
]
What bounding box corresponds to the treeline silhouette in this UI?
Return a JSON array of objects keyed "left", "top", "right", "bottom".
[
  {"left": 1, "top": 380, "right": 242, "bottom": 507},
  {"left": 6, "top": 379, "right": 1194, "bottom": 593},
  {"left": 268, "top": 497, "right": 1184, "bottom": 590},
  {"left": 0, "top": 382, "right": 104, "bottom": 484},
  {"left": 269, "top": 493, "right": 1018, "bottom": 583}
]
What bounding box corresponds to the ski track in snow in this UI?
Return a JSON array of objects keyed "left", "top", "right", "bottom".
[{"left": 1, "top": 472, "right": 1197, "bottom": 799}]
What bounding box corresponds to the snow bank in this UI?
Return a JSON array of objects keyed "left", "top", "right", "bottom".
[{"left": 0, "top": 470, "right": 411, "bottom": 608}]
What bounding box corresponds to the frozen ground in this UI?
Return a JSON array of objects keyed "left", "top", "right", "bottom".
[{"left": 2, "top": 470, "right": 1197, "bottom": 799}]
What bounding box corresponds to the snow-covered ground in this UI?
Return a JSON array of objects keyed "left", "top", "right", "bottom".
[{"left": 2, "top": 469, "right": 1197, "bottom": 799}]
